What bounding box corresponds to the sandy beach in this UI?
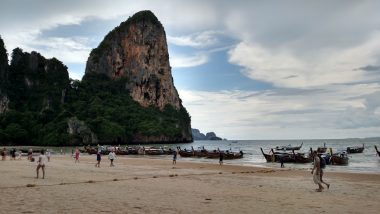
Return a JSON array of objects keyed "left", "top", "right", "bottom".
[{"left": 0, "top": 155, "right": 379, "bottom": 214}]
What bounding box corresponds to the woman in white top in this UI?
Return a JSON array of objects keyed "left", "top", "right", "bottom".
[{"left": 36, "top": 150, "right": 47, "bottom": 179}]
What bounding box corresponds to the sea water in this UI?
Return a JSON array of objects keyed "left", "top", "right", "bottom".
[{"left": 168, "top": 138, "right": 380, "bottom": 173}]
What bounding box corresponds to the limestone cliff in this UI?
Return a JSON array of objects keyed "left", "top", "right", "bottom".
[
  {"left": 0, "top": 36, "right": 9, "bottom": 113},
  {"left": 7, "top": 48, "right": 70, "bottom": 111},
  {"left": 85, "top": 10, "right": 181, "bottom": 110}
]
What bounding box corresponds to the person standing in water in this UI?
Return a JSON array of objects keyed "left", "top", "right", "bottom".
[
  {"left": 311, "top": 151, "right": 324, "bottom": 192},
  {"left": 36, "top": 150, "right": 47, "bottom": 179}
]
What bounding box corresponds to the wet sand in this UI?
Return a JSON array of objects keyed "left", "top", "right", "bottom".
[{"left": 0, "top": 155, "right": 379, "bottom": 214}]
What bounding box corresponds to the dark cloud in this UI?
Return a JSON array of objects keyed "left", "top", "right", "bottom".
[{"left": 355, "top": 65, "right": 380, "bottom": 72}]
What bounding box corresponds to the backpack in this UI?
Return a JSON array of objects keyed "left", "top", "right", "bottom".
[{"left": 320, "top": 156, "right": 326, "bottom": 169}]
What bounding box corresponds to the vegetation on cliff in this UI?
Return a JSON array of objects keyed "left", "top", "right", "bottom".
[{"left": 0, "top": 51, "right": 191, "bottom": 146}]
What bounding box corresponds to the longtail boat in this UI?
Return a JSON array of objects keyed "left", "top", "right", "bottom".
[
  {"left": 329, "top": 148, "right": 349, "bottom": 165},
  {"left": 260, "top": 148, "right": 294, "bottom": 163},
  {"left": 292, "top": 150, "right": 312, "bottom": 163},
  {"left": 260, "top": 148, "right": 275, "bottom": 162},
  {"left": 177, "top": 147, "right": 195, "bottom": 157},
  {"left": 317, "top": 143, "right": 327, "bottom": 153},
  {"left": 275, "top": 142, "right": 303, "bottom": 151},
  {"left": 206, "top": 150, "right": 243, "bottom": 159},
  {"left": 346, "top": 144, "right": 364, "bottom": 154}
]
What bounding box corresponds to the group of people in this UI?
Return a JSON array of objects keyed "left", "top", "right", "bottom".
[
  {"left": 72, "top": 147, "right": 116, "bottom": 167},
  {"left": 1, "top": 148, "right": 23, "bottom": 161}
]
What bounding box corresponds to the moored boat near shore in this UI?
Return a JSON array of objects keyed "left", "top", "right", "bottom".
[
  {"left": 347, "top": 144, "right": 365, "bottom": 154},
  {"left": 317, "top": 143, "right": 327, "bottom": 153},
  {"left": 329, "top": 148, "right": 349, "bottom": 165},
  {"left": 275, "top": 142, "right": 303, "bottom": 151}
]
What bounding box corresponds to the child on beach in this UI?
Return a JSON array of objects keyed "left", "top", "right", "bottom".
[
  {"left": 108, "top": 150, "right": 116, "bottom": 167},
  {"left": 95, "top": 152, "right": 101, "bottom": 167},
  {"left": 36, "top": 150, "right": 47, "bottom": 179}
]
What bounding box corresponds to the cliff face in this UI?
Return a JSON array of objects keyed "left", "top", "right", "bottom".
[
  {"left": 192, "top": 129, "right": 222, "bottom": 141},
  {"left": 7, "top": 48, "right": 70, "bottom": 111},
  {"left": 85, "top": 10, "right": 180, "bottom": 110}
]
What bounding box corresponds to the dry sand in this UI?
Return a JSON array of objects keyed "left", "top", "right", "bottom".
[{"left": 0, "top": 155, "right": 379, "bottom": 214}]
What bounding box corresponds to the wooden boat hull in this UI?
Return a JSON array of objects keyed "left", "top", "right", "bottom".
[
  {"left": 275, "top": 142, "right": 303, "bottom": 151},
  {"left": 317, "top": 147, "right": 327, "bottom": 153},
  {"left": 330, "top": 155, "right": 349, "bottom": 165},
  {"left": 347, "top": 145, "right": 364, "bottom": 154}
]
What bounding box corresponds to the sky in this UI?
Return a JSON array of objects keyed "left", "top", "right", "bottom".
[{"left": 1, "top": 0, "right": 380, "bottom": 140}]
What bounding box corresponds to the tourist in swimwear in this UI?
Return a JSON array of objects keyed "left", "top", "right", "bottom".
[{"left": 36, "top": 150, "right": 47, "bottom": 179}]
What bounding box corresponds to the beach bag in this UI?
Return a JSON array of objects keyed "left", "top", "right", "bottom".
[{"left": 320, "top": 157, "right": 326, "bottom": 169}]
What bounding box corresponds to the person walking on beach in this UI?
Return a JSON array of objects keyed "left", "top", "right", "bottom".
[
  {"left": 172, "top": 150, "right": 177, "bottom": 165},
  {"left": 219, "top": 152, "right": 224, "bottom": 166},
  {"left": 74, "top": 148, "right": 80, "bottom": 163},
  {"left": 108, "top": 150, "right": 116, "bottom": 167},
  {"left": 95, "top": 152, "right": 101, "bottom": 167},
  {"left": 36, "top": 150, "right": 47, "bottom": 179},
  {"left": 318, "top": 154, "right": 330, "bottom": 189},
  {"left": 311, "top": 151, "right": 324, "bottom": 192}
]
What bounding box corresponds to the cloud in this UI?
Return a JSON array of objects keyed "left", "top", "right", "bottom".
[
  {"left": 170, "top": 53, "right": 209, "bottom": 68},
  {"left": 228, "top": 31, "right": 380, "bottom": 88},
  {"left": 167, "top": 31, "right": 221, "bottom": 48},
  {"left": 355, "top": 65, "right": 380, "bottom": 72},
  {"left": 30, "top": 37, "right": 93, "bottom": 63}
]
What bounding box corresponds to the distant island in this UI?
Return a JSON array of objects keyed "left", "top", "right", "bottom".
[
  {"left": 191, "top": 129, "right": 222, "bottom": 140},
  {"left": 0, "top": 11, "right": 192, "bottom": 146}
]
